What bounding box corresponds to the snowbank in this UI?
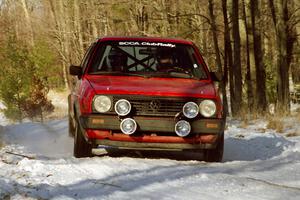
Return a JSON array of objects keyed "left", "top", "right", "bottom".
[
  {"left": 47, "top": 89, "right": 69, "bottom": 119},
  {"left": 2, "top": 119, "right": 73, "bottom": 158}
]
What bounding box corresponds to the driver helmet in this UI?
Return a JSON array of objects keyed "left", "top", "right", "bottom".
[
  {"left": 157, "top": 48, "right": 176, "bottom": 71},
  {"left": 107, "top": 48, "right": 127, "bottom": 71}
]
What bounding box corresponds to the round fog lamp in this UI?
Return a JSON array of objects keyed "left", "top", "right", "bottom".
[
  {"left": 115, "top": 99, "right": 131, "bottom": 116},
  {"left": 120, "top": 118, "right": 137, "bottom": 135},
  {"left": 175, "top": 120, "right": 191, "bottom": 137},
  {"left": 183, "top": 102, "right": 199, "bottom": 118}
]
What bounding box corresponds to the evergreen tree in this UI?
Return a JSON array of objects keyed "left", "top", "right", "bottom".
[{"left": 0, "top": 38, "right": 54, "bottom": 122}]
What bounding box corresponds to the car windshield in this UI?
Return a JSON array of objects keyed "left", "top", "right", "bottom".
[{"left": 88, "top": 41, "right": 208, "bottom": 79}]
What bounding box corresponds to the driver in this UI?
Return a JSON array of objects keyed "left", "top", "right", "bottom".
[
  {"left": 107, "top": 48, "right": 127, "bottom": 72},
  {"left": 157, "top": 49, "right": 176, "bottom": 72}
]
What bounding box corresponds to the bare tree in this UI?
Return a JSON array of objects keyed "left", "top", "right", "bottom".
[
  {"left": 208, "top": 0, "right": 228, "bottom": 116},
  {"left": 73, "top": 0, "right": 84, "bottom": 56},
  {"left": 231, "top": 0, "right": 243, "bottom": 115},
  {"left": 20, "top": 0, "right": 34, "bottom": 46},
  {"left": 242, "top": 0, "right": 254, "bottom": 113},
  {"left": 250, "top": 0, "right": 267, "bottom": 113},
  {"left": 222, "top": 0, "right": 234, "bottom": 116},
  {"left": 48, "top": 0, "right": 71, "bottom": 90},
  {"left": 269, "top": 0, "right": 292, "bottom": 114}
]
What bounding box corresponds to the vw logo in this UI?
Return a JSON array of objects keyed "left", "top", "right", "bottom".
[{"left": 149, "top": 100, "right": 161, "bottom": 111}]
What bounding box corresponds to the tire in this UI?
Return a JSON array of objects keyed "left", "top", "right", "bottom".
[
  {"left": 68, "top": 114, "right": 75, "bottom": 137},
  {"left": 68, "top": 96, "right": 75, "bottom": 137},
  {"left": 204, "top": 133, "right": 224, "bottom": 162},
  {"left": 73, "top": 119, "right": 92, "bottom": 158}
]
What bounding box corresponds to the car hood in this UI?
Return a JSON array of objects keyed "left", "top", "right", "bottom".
[{"left": 87, "top": 75, "right": 216, "bottom": 98}]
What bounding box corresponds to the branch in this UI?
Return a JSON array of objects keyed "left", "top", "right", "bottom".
[
  {"left": 289, "top": 18, "right": 300, "bottom": 29},
  {"left": 5, "top": 151, "right": 35, "bottom": 159},
  {"left": 168, "top": 13, "right": 211, "bottom": 24},
  {"left": 268, "top": 0, "right": 277, "bottom": 26},
  {"left": 289, "top": 7, "right": 300, "bottom": 21},
  {"left": 149, "top": 13, "right": 211, "bottom": 25}
]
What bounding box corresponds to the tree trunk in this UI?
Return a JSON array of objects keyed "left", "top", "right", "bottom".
[
  {"left": 231, "top": 0, "right": 243, "bottom": 116},
  {"left": 208, "top": 0, "right": 228, "bottom": 116},
  {"left": 166, "top": 0, "right": 179, "bottom": 36},
  {"left": 20, "top": 0, "right": 34, "bottom": 46},
  {"left": 242, "top": 0, "right": 254, "bottom": 113},
  {"left": 269, "top": 0, "right": 290, "bottom": 114},
  {"left": 135, "top": 4, "right": 149, "bottom": 35},
  {"left": 91, "top": 11, "right": 98, "bottom": 40},
  {"left": 48, "top": 0, "right": 70, "bottom": 90},
  {"left": 250, "top": 0, "right": 267, "bottom": 113},
  {"left": 73, "top": 0, "right": 84, "bottom": 57},
  {"left": 222, "top": 0, "right": 234, "bottom": 116}
]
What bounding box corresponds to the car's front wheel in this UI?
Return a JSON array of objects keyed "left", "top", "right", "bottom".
[
  {"left": 73, "top": 119, "right": 92, "bottom": 158},
  {"left": 68, "top": 113, "right": 75, "bottom": 137},
  {"left": 204, "top": 133, "right": 224, "bottom": 162}
]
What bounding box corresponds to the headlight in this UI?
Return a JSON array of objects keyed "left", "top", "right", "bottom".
[
  {"left": 199, "top": 100, "right": 216, "bottom": 117},
  {"left": 93, "top": 95, "right": 112, "bottom": 113},
  {"left": 115, "top": 99, "right": 131, "bottom": 116},
  {"left": 175, "top": 120, "right": 191, "bottom": 137},
  {"left": 183, "top": 102, "right": 199, "bottom": 118}
]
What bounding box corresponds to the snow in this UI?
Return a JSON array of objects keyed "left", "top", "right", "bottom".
[
  {"left": 0, "top": 102, "right": 9, "bottom": 126},
  {"left": 1, "top": 117, "right": 300, "bottom": 200},
  {"left": 47, "top": 90, "right": 69, "bottom": 119}
]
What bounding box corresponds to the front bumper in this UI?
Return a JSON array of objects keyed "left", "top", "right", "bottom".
[
  {"left": 80, "top": 115, "right": 225, "bottom": 150},
  {"left": 87, "top": 129, "right": 219, "bottom": 150}
]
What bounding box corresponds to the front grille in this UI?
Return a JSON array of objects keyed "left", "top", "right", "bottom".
[{"left": 111, "top": 95, "right": 197, "bottom": 116}]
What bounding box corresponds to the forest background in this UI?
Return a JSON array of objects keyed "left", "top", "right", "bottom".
[{"left": 0, "top": 0, "right": 299, "bottom": 122}]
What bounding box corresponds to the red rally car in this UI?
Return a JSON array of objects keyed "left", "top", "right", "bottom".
[{"left": 68, "top": 37, "right": 225, "bottom": 162}]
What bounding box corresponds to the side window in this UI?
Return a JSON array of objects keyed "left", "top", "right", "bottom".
[
  {"left": 81, "top": 43, "right": 96, "bottom": 72},
  {"left": 94, "top": 45, "right": 111, "bottom": 71},
  {"left": 187, "top": 46, "right": 207, "bottom": 79}
]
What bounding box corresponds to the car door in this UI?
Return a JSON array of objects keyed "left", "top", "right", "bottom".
[{"left": 69, "top": 42, "right": 97, "bottom": 119}]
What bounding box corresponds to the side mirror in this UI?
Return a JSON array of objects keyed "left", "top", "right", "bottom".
[
  {"left": 210, "top": 71, "right": 223, "bottom": 82},
  {"left": 69, "top": 65, "right": 82, "bottom": 77}
]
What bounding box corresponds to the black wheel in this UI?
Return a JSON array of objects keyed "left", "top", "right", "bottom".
[
  {"left": 73, "top": 119, "right": 92, "bottom": 158},
  {"left": 204, "top": 133, "right": 224, "bottom": 162}
]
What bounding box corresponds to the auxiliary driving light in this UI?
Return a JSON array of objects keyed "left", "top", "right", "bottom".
[
  {"left": 183, "top": 102, "right": 199, "bottom": 118},
  {"left": 115, "top": 99, "right": 131, "bottom": 116},
  {"left": 175, "top": 120, "right": 191, "bottom": 137},
  {"left": 120, "top": 118, "right": 137, "bottom": 135}
]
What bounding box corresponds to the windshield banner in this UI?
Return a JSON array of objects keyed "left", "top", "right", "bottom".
[{"left": 118, "top": 41, "right": 176, "bottom": 48}]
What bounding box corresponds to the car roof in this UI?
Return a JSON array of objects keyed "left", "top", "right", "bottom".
[{"left": 97, "top": 36, "right": 194, "bottom": 45}]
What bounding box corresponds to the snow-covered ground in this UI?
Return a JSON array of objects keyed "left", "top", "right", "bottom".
[{"left": 0, "top": 116, "right": 300, "bottom": 200}]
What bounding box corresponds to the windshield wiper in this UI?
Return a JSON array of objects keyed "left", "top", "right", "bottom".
[
  {"left": 123, "top": 72, "right": 150, "bottom": 78},
  {"left": 89, "top": 71, "right": 149, "bottom": 78},
  {"left": 166, "top": 71, "right": 200, "bottom": 80},
  {"left": 89, "top": 71, "right": 202, "bottom": 80}
]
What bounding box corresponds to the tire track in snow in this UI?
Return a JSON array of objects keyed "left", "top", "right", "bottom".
[{"left": 245, "top": 177, "right": 300, "bottom": 192}]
